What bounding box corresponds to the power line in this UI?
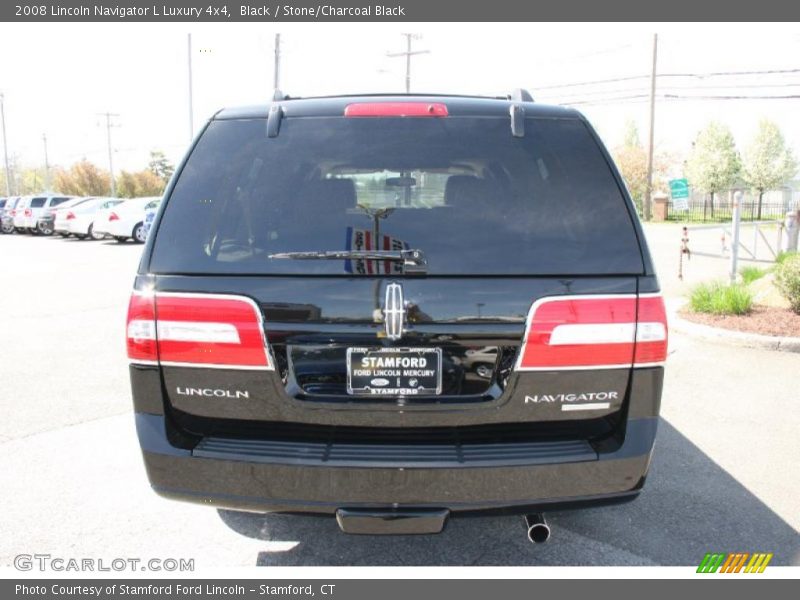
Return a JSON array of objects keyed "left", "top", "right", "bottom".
[
  {"left": 562, "top": 93, "right": 800, "bottom": 106},
  {"left": 536, "top": 68, "right": 800, "bottom": 91},
  {"left": 539, "top": 80, "right": 800, "bottom": 101}
]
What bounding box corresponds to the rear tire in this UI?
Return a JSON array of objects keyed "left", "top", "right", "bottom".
[
  {"left": 132, "top": 222, "right": 146, "bottom": 244},
  {"left": 88, "top": 224, "right": 103, "bottom": 241}
]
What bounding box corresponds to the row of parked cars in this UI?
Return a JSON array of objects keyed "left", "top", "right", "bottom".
[{"left": 0, "top": 194, "right": 161, "bottom": 242}]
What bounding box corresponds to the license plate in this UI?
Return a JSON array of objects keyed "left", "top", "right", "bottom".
[{"left": 347, "top": 347, "right": 442, "bottom": 396}]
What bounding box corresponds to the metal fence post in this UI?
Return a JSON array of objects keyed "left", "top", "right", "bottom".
[
  {"left": 782, "top": 210, "right": 799, "bottom": 253},
  {"left": 729, "top": 191, "right": 742, "bottom": 284}
]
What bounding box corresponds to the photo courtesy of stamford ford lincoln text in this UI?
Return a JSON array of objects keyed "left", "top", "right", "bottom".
[{"left": 0, "top": 0, "right": 798, "bottom": 593}]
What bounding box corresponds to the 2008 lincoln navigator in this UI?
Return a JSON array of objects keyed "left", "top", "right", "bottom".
[{"left": 127, "top": 91, "right": 667, "bottom": 539}]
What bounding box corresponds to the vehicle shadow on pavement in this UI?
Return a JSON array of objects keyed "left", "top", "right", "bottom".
[{"left": 217, "top": 419, "right": 800, "bottom": 566}]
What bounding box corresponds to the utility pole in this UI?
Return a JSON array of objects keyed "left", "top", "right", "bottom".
[
  {"left": 643, "top": 33, "right": 658, "bottom": 222},
  {"left": 273, "top": 33, "right": 281, "bottom": 90},
  {"left": 387, "top": 33, "right": 429, "bottom": 93},
  {"left": 187, "top": 33, "right": 194, "bottom": 140},
  {"left": 42, "top": 133, "right": 50, "bottom": 190},
  {"left": 0, "top": 93, "right": 10, "bottom": 196},
  {"left": 98, "top": 112, "right": 119, "bottom": 197}
]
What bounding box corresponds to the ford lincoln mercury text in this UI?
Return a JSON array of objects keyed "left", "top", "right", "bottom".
[{"left": 127, "top": 91, "right": 667, "bottom": 540}]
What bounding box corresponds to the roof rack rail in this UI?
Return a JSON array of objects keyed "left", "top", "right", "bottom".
[{"left": 510, "top": 88, "right": 534, "bottom": 102}]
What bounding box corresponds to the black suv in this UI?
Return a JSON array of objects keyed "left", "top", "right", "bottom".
[{"left": 128, "top": 92, "right": 667, "bottom": 539}]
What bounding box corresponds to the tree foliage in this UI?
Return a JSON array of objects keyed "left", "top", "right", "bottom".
[
  {"left": 742, "top": 119, "right": 797, "bottom": 195},
  {"left": 116, "top": 169, "right": 165, "bottom": 198},
  {"left": 53, "top": 160, "right": 112, "bottom": 196},
  {"left": 685, "top": 122, "right": 741, "bottom": 196},
  {"left": 148, "top": 150, "right": 175, "bottom": 183},
  {"left": 612, "top": 120, "right": 670, "bottom": 212}
]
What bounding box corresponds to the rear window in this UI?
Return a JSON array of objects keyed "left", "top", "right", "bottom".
[
  {"left": 150, "top": 116, "right": 642, "bottom": 275},
  {"left": 30, "top": 197, "right": 46, "bottom": 208},
  {"left": 50, "top": 197, "right": 71, "bottom": 207}
]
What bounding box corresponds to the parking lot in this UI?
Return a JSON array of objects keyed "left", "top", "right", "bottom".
[{"left": 0, "top": 228, "right": 798, "bottom": 567}]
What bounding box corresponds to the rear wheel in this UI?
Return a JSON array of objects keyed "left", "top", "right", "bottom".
[
  {"left": 1, "top": 222, "right": 13, "bottom": 234},
  {"left": 88, "top": 224, "right": 104, "bottom": 241},
  {"left": 133, "top": 222, "right": 146, "bottom": 244},
  {"left": 39, "top": 224, "right": 54, "bottom": 236}
]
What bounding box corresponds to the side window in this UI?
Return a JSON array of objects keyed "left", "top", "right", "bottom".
[
  {"left": 51, "top": 197, "right": 70, "bottom": 207},
  {"left": 30, "top": 197, "right": 46, "bottom": 208}
]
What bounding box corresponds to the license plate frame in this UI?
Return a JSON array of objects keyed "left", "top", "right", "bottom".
[{"left": 346, "top": 347, "right": 442, "bottom": 397}]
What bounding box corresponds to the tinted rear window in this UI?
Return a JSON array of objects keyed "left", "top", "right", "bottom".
[
  {"left": 30, "top": 197, "right": 46, "bottom": 208},
  {"left": 150, "top": 116, "right": 642, "bottom": 275},
  {"left": 51, "top": 197, "right": 71, "bottom": 207}
]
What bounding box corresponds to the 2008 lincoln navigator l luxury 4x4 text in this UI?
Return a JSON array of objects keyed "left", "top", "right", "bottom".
[{"left": 127, "top": 91, "right": 667, "bottom": 539}]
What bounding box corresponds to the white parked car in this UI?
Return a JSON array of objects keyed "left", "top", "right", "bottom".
[
  {"left": 66, "top": 197, "right": 123, "bottom": 240},
  {"left": 53, "top": 197, "right": 95, "bottom": 237},
  {"left": 14, "top": 195, "right": 73, "bottom": 233},
  {"left": 93, "top": 196, "right": 161, "bottom": 243}
]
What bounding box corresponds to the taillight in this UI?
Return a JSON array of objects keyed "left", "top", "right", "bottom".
[
  {"left": 126, "top": 292, "right": 271, "bottom": 370},
  {"left": 109, "top": 212, "right": 119, "bottom": 221},
  {"left": 24, "top": 208, "right": 32, "bottom": 217},
  {"left": 516, "top": 294, "right": 667, "bottom": 371},
  {"left": 344, "top": 102, "right": 449, "bottom": 117},
  {"left": 65, "top": 211, "right": 76, "bottom": 220},
  {"left": 126, "top": 292, "right": 157, "bottom": 363},
  {"left": 9, "top": 209, "right": 15, "bottom": 216}
]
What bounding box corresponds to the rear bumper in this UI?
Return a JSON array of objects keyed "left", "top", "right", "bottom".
[{"left": 135, "top": 412, "right": 656, "bottom": 514}]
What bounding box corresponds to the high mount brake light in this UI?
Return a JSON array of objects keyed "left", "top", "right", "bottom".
[
  {"left": 126, "top": 292, "right": 272, "bottom": 370},
  {"left": 344, "top": 102, "right": 449, "bottom": 117},
  {"left": 516, "top": 294, "right": 668, "bottom": 371}
]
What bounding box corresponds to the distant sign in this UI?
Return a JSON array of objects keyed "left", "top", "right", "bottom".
[{"left": 669, "top": 178, "right": 690, "bottom": 210}]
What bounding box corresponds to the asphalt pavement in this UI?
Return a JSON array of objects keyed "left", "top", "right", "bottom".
[{"left": 0, "top": 227, "right": 797, "bottom": 568}]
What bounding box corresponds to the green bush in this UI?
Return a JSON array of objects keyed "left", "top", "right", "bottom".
[
  {"left": 689, "top": 282, "right": 753, "bottom": 315},
  {"left": 775, "top": 250, "right": 798, "bottom": 266},
  {"left": 774, "top": 254, "right": 800, "bottom": 314},
  {"left": 740, "top": 266, "right": 767, "bottom": 285}
]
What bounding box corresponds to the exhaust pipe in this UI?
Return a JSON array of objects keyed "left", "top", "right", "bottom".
[{"left": 524, "top": 513, "right": 550, "bottom": 544}]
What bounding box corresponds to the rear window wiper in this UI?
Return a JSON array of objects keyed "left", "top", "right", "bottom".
[{"left": 268, "top": 249, "right": 428, "bottom": 274}]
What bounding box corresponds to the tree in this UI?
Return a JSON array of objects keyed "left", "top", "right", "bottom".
[
  {"left": 742, "top": 119, "right": 797, "bottom": 219},
  {"left": 53, "top": 160, "right": 111, "bottom": 196},
  {"left": 613, "top": 120, "right": 671, "bottom": 214},
  {"left": 116, "top": 169, "right": 166, "bottom": 198},
  {"left": 685, "top": 122, "right": 741, "bottom": 218},
  {"left": 148, "top": 150, "right": 175, "bottom": 183}
]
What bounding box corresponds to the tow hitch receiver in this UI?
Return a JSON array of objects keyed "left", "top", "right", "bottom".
[{"left": 335, "top": 508, "right": 449, "bottom": 535}]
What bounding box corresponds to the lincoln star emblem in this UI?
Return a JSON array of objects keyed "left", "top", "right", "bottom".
[{"left": 383, "top": 282, "right": 406, "bottom": 340}]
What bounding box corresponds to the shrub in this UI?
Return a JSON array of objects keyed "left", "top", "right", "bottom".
[
  {"left": 689, "top": 282, "right": 753, "bottom": 315},
  {"left": 774, "top": 254, "right": 800, "bottom": 314},
  {"left": 775, "top": 250, "right": 798, "bottom": 266},
  {"left": 740, "top": 265, "right": 767, "bottom": 285}
]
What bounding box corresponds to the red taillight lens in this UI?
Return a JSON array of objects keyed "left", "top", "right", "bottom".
[
  {"left": 24, "top": 208, "right": 32, "bottom": 217},
  {"left": 9, "top": 209, "right": 15, "bottom": 216},
  {"left": 126, "top": 292, "right": 157, "bottom": 363},
  {"left": 634, "top": 294, "right": 669, "bottom": 365},
  {"left": 109, "top": 212, "right": 119, "bottom": 221},
  {"left": 517, "top": 294, "right": 667, "bottom": 370},
  {"left": 344, "top": 102, "right": 449, "bottom": 117},
  {"left": 126, "top": 292, "right": 271, "bottom": 370},
  {"left": 65, "top": 211, "right": 76, "bottom": 220}
]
